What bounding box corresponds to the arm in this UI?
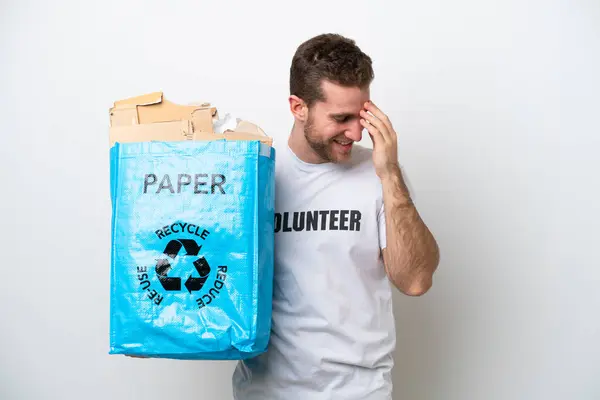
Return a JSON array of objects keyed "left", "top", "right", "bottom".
[
  {"left": 380, "top": 165, "right": 439, "bottom": 296},
  {"left": 360, "top": 101, "right": 440, "bottom": 296}
]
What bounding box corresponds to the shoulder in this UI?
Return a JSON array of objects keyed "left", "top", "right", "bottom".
[
  {"left": 343, "top": 145, "right": 384, "bottom": 197},
  {"left": 349, "top": 145, "right": 414, "bottom": 197},
  {"left": 349, "top": 144, "right": 374, "bottom": 165},
  {"left": 346, "top": 145, "right": 379, "bottom": 181},
  {"left": 271, "top": 140, "right": 286, "bottom": 162}
]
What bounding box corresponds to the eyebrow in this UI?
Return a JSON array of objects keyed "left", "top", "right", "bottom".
[{"left": 330, "top": 112, "right": 355, "bottom": 119}]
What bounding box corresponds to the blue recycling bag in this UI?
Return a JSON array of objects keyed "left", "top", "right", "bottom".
[{"left": 108, "top": 139, "right": 275, "bottom": 359}]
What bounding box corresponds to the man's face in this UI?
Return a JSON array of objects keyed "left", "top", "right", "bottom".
[{"left": 303, "top": 80, "right": 370, "bottom": 163}]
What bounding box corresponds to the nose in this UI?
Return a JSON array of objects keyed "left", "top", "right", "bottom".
[{"left": 345, "top": 121, "right": 363, "bottom": 142}]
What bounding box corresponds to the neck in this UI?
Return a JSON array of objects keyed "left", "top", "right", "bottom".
[{"left": 288, "top": 122, "right": 328, "bottom": 164}]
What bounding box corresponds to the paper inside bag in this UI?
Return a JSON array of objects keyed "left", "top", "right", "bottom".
[{"left": 109, "top": 92, "right": 272, "bottom": 147}]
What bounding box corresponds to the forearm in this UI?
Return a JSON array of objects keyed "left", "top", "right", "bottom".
[{"left": 381, "top": 165, "right": 439, "bottom": 296}]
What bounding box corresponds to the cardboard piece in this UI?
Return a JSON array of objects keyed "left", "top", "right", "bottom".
[{"left": 109, "top": 92, "right": 272, "bottom": 147}]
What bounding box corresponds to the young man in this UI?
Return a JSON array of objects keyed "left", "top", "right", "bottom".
[{"left": 232, "top": 33, "right": 440, "bottom": 399}]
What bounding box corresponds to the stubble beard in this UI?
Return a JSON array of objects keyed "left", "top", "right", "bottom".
[{"left": 304, "top": 114, "right": 337, "bottom": 163}]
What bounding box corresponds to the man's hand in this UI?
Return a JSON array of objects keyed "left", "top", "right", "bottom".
[{"left": 360, "top": 101, "right": 400, "bottom": 180}]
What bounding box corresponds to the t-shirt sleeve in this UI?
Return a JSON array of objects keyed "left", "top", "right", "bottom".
[{"left": 377, "top": 202, "right": 387, "bottom": 250}]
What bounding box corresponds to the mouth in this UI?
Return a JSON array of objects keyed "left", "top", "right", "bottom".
[{"left": 333, "top": 139, "right": 353, "bottom": 151}]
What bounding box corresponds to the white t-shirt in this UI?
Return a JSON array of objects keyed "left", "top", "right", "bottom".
[{"left": 232, "top": 141, "right": 396, "bottom": 400}]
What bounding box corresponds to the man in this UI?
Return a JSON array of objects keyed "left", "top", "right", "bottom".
[{"left": 232, "top": 33, "right": 440, "bottom": 399}]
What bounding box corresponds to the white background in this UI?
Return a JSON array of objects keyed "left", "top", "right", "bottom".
[{"left": 1, "top": 0, "right": 599, "bottom": 399}]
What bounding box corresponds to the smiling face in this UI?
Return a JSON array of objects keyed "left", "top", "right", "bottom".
[{"left": 302, "top": 80, "right": 370, "bottom": 163}]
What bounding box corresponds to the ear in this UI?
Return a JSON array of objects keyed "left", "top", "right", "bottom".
[{"left": 289, "top": 95, "right": 308, "bottom": 123}]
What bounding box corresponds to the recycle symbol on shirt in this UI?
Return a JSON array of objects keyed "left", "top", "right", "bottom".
[{"left": 155, "top": 239, "right": 211, "bottom": 293}]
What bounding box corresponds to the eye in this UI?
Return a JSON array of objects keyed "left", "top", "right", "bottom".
[{"left": 333, "top": 115, "right": 351, "bottom": 123}]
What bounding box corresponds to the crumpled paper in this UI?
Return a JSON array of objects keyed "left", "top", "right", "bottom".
[
  {"left": 213, "top": 113, "right": 240, "bottom": 134},
  {"left": 187, "top": 101, "right": 267, "bottom": 136}
]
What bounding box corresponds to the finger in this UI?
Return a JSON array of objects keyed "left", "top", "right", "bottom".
[
  {"left": 360, "top": 109, "right": 389, "bottom": 143},
  {"left": 360, "top": 118, "right": 384, "bottom": 146},
  {"left": 364, "top": 102, "right": 395, "bottom": 137},
  {"left": 366, "top": 131, "right": 376, "bottom": 149}
]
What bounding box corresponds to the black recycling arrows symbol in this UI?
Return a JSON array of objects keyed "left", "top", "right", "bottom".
[
  {"left": 163, "top": 239, "right": 201, "bottom": 257},
  {"left": 155, "top": 258, "right": 181, "bottom": 291},
  {"left": 155, "top": 239, "right": 211, "bottom": 293},
  {"left": 184, "top": 257, "right": 211, "bottom": 293}
]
